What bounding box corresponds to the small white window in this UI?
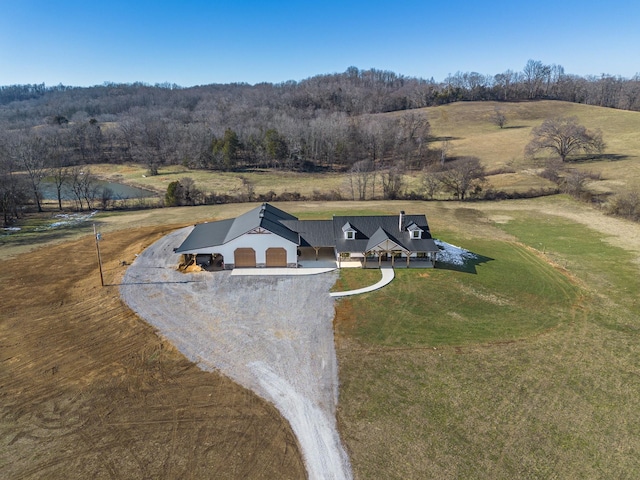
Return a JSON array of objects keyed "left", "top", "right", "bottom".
[
  {"left": 346, "top": 230, "right": 354, "bottom": 239},
  {"left": 411, "top": 230, "right": 421, "bottom": 239}
]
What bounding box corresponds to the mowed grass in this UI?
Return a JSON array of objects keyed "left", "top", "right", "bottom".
[
  {"left": 335, "top": 237, "right": 579, "bottom": 347},
  {"left": 335, "top": 204, "right": 640, "bottom": 479}
]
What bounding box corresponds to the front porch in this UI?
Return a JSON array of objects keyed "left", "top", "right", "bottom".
[{"left": 363, "top": 258, "right": 435, "bottom": 269}]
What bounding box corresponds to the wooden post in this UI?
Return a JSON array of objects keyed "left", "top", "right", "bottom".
[{"left": 94, "top": 224, "right": 104, "bottom": 287}]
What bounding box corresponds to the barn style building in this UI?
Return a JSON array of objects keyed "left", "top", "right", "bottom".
[{"left": 175, "top": 203, "right": 439, "bottom": 269}]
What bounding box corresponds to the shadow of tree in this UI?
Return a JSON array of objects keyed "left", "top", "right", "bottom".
[
  {"left": 567, "top": 153, "right": 628, "bottom": 163},
  {"left": 431, "top": 135, "right": 462, "bottom": 142}
]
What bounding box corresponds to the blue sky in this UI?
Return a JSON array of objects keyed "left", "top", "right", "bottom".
[{"left": 1, "top": 0, "right": 638, "bottom": 87}]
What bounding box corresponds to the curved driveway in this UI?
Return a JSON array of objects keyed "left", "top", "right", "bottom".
[{"left": 120, "top": 227, "right": 352, "bottom": 480}]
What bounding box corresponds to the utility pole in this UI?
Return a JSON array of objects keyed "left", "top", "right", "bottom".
[{"left": 94, "top": 224, "right": 104, "bottom": 287}]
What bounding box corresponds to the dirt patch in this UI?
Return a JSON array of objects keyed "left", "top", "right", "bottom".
[{"left": 0, "top": 226, "right": 306, "bottom": 479}]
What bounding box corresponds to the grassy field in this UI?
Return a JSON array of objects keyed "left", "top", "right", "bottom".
[
  {"left": 334, "top": 200, "right": 640, "bottom": 479},
  {"left": 3, "top": 195, "right": 640, "bottom": 478},
  {"left": 89, "top": 100, "right": 640, "bottom": 201}
]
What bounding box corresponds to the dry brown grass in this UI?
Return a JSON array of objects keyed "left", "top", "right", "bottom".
[
  {"left": 417, "top": 100, "right": 640, "bottom": 194},
  {"left": 0, "top": 224, "right": 306, "bottom": 479},
  {"left": 91, "top": 100, "right": 640, "bottom": 202}
]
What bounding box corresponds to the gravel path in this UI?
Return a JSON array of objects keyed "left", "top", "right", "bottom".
[{"left": 120, "top": 227, "right": 352, "bottom": 480}]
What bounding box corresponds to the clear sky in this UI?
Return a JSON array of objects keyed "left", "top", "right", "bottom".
[{"left": 1, "top": 0, "right": 638, "bottom": 87}]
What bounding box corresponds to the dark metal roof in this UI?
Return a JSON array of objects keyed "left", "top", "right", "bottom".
[
  {"left": 174, "top": 218, "right": 234, "bottom": 253},
  {"left": 175, "top": 204, "right": 439, "bottom": 255},
  {"left": 280, "top": 219, "right": 335, "bottom": 247},
  {"left": 332, "top": 214, "right": 437, "bottom": 253},
  {"left": 175, "top": 203, "right": 299, "bottom": 253}
]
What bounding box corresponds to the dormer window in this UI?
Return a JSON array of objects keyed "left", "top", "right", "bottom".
[
  {"left": 342, "top": 222, "right": 356, "bottom": 240},
  {"left": 407, "top": 222, "right": 423, "bottom": 239}
]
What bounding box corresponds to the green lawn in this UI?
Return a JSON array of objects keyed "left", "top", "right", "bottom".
[
  {"left": 336, "top": 206, "right": 640, "bottom": 479},
  {"left": 335, "top": 237, "right": 579, "bottom": 347}
]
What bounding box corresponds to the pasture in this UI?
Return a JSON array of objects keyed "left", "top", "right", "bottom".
[
  {"left": 85, "top": 100, "right": 640, "bottom": 203},
  {"left": 2, "top": 198, "right": 640, "bottom": 478}
]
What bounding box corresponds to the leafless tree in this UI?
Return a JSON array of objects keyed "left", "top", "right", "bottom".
[
  {"left": 525, "top": 117, "right": 605, "bottom": 162},
  {"left": 422, "top": 171, "right": 442, "bottom": 199},
  {"left": 10, "top": 132, "right": 48, "bottom": 212},
  {"left": 381, "top": 166, "right": 405, "bottom": 199},
  {"left": 348, "top": 159, "right": 376, "bottom": 200},
  {"left": 491, "top": 106, "right": 507, "bottom": 129},
  {"left": 0, "top": 137, "right": 29, "bottom": 225},
  {"left": 438, "top": 157, "right": 486, "bottom": 200},
  {"left": 69, "top": 167, "right": 98, "bottom": 210}
]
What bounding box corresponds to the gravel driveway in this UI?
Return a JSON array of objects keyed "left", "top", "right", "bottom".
[{"left": 120, "top": 227, "right": 352, "bottom": 480}]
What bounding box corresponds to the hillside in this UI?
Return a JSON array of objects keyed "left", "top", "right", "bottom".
[
  {"left": 77, "top": 100, "right": 640, "bottom": 202},
  {"left": 420, "top": 100, "right": 640, "bottom": 195}
]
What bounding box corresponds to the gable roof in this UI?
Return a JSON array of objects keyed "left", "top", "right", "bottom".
[
  {"left": 332, "top": 214, "right": 437, "bottom": 253},
  {"left": 175, "top": 203, "right": 439, "bottom": 255},
  {"left": 175, "top": 203, "right": 299, "bottom": 253},
  {"left": 365, "top": 227, "right": 408, "bottom": 252}
]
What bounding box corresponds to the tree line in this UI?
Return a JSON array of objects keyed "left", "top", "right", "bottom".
[{"left": 1, "top": 60, "right": 637, "bottom": 224}]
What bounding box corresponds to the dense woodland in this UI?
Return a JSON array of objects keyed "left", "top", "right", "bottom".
[{"left": 1, "top": 60, "right": 640, "bottom": 223}]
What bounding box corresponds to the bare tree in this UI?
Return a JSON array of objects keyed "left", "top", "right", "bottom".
[
  {"left": 562, "top": 169, "right": 593, "bottom": 197},
  {"left": 422, "top": 171, "right": 442, "bottom": 199},
  {"left": 523, "top": 59, "right": 551, "bottom": 99},
  {"left": 491, "top": 106, "right": 507, "bottom": 129},
  {"left": 11, "top": 133, "right": 48, "bottom": 212},
  {"left": 348, "top": 159, "right": 375, "bottom": 200},
  {"left": 69, "top": 167, "right": 98, "bottom": 210},
  {"left": 0, "top": 137, "right": 30, "bottom": 225},
  {"left": 381, "top": 166, "right": 405, "bottom": 200},
  {"left": 439, "top": 139, "right": 451, "bottom": 167},
  {"left": 50, "top": 164, "right": 70, "bottom": 210},
  {"left": 438, "top": 157, "right": 486, "bottom": 200},
  {"left": 525, "top": 117, "right": 605, "bottom": 162},
  {"left": 47, "top": 131, "right": 72, "bottom": 210}
]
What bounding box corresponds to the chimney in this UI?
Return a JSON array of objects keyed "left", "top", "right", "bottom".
[{"left": 399, "top": 211, "right": 405, "bottom": 231}]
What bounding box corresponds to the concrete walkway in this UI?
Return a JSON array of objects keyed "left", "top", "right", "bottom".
[
  {"left": 231, "top": 265, "right": 396, "bottom": 297},
  {"left": 330, "top": 267, "right": 395, "bottom": 298}
]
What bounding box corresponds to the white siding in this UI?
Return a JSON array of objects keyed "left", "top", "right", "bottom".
[{"left": 183, "top": 231, "right": 298, "bottom": 267}]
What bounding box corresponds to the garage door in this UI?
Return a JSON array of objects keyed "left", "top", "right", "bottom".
[
  {"left": 266, "top": 247, "right": 287, "bottom": 267},
  {"left": 234, "top": 248, "right": 256, "bottom": 267}
]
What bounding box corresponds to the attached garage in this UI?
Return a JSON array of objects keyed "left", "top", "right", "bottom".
[
  {"left": 265, "top": 247, "right": 287, "bottom": 267},
  {"left": 234, "top": 248, "right": 256, "bottom": 267}
]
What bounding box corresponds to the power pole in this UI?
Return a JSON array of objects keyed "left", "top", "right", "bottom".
[{"left": 94, "top": 224, "right": 104, "bottom": 287}]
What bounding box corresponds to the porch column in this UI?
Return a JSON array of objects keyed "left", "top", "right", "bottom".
[
  {"left": 391, "top": 252, "right": 395, "bottom": 267},
  {"left": 406, "top": 254, "right": 410, "bottom": 267}
]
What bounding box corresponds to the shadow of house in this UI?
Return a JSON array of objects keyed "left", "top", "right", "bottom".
[{"left": 435, "top": 252, "right": 494, "bottom": 274}]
